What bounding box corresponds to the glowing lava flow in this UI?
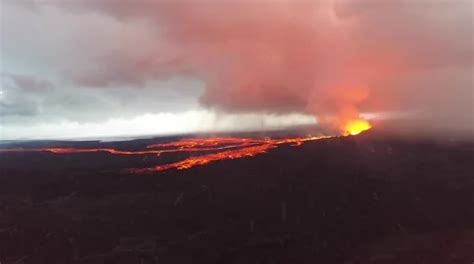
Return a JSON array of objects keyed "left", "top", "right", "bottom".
[
  {"left": 131, "top": 135, "right": 331, "bottom": 173},
  {"left": 0, "top": 147, "right": 163, "bottom": 155},
  {"left": 131, "top": 144, "right": 276, "bottom": 173},
  {"left": 146, "top": 137, "right": 263, "bottom": 149},
  {"left": 0, "top": 135, "right": 333, "bottom": 174},
  {"left": 0, "top": 141, "right": 262, "bottom": 156}
]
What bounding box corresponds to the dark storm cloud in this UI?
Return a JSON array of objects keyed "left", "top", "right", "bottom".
[
  {"left": 1, "top": 2, "right": 204, "bottom": 127},
  {"left": 0, "top": 101, "right": 38, "bottom": 117},
  {"left": 0, "top": 73, "right": 49, "bottom": 118},
  {"left": 0, "top": 74, "right": 203, "bottom": 124},
  {"left": 2, "top": 73, "right": 53, "bottom": 92}
]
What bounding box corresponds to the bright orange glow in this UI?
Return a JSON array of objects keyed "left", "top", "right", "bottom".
[
  {"left": 342, "top": 119, "right": 372, "bottom": 136},
  {"left": 132, "top": 135, "right": 332, "bottom": 173},
  {"left": 0, "top": 135, "right": 332, "bottom": 173}
]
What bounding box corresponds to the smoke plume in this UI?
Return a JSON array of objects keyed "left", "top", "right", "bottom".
[{"left": 13, "top": 0, "right": 474, "bottom": 135}]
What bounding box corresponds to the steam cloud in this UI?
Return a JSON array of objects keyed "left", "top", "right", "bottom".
[{"left": 8, "top": 0, "right": 474, "bottom": 135}]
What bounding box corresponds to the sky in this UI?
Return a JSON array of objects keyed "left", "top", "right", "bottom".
[{"left": 0, "top": 0, "right": 472, "bottom": 140}]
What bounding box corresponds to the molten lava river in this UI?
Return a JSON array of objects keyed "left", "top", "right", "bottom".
[{"left": 0, "top": 135, "right": 341, "bottom": 174}]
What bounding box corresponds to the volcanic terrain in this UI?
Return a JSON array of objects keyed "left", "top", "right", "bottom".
[{"left": 0, "top": 130, "right": 473, "bottom": 264}]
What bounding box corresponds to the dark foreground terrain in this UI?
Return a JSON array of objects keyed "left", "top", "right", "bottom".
[{"left": 0, "top": 131, "right": 473, "bottom": 264}]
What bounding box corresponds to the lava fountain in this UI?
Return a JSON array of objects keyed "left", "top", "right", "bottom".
[{"left": 342, "top": 119, "right": 372, "bottom": 136}]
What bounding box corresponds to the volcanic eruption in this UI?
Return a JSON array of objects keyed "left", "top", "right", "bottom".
[
  {"left": 2, "top": 2, "right": 473, "bottom": 264},
  {"left": 0, "top": 134, "right": 338, "bottom": 173},
  {"left": 343, "top": 119, "right": 372, "bottom": 136}
]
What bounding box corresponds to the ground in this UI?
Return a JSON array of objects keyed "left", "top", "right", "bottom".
[{"left": 0, "top": 131, "right": 473, "bottom": 263}]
